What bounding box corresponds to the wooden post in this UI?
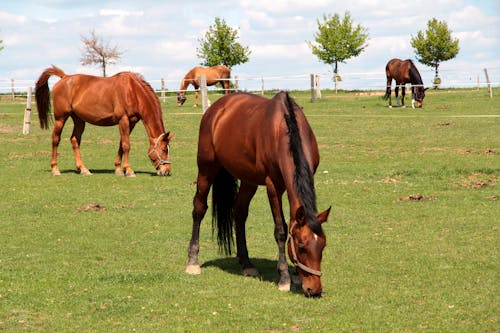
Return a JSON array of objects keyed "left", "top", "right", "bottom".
[
  {"left": 23, "top": 86, "right": 32, "bottom": 135},
  {"left": 11, "top": 78, "right": 15, "bottom": 101},
  {"left": 484, "top": 68, "right": 493, "bottom": 98},
  {"left": 199, "top": 74, "right": 208, "bottom": 113},
  {"left": 161, "top": 78, "right": 166, "bottom": 103},
  {"left": 310, "top": 74, "right": 316, "bottom": 102},
  {"left": 315, "top": 74, "right": 322, "bottom": 99},
  {"left": 234, "top": 75, "right": 239, "bottom": 92},
  {"left": 261, "top": 76, "right": 264, "bottom": 95}
]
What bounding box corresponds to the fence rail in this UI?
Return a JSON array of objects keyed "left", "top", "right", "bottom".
[{"left": 1, "top": 67, "right": 498, "bottom": 102}]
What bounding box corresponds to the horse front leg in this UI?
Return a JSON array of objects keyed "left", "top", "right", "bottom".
[
  {"left": 234, "top": 182, "right": 259, "bottom": 277},
  {"left": 70, "top": 116, "right": 91, "bottom": 175},
  {"left": 265, "top": 178, "right": 290, "bottom": 291},
  {"left": 401, "top": 86, "right": 406, "bottom": 108},
  {"left": 186, "top": 172, "right": 213, "bottom": 275},
  {"left": 117, "top": 116, "right": 135, "bottom": 177},
  {"left": 114, "top": 121, "right": 137, "bottom": 176}
]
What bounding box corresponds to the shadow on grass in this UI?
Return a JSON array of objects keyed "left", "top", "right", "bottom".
[
  {"left": 58, "top": 168, "right": 157, "bottom": 176},
  {"left": 201, "top": 257, "right": 303, "bottom": 295}
]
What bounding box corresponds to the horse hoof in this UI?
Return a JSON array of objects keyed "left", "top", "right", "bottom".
[
  {"left": 115, "top": 170, "right": 124, "bottom": 176},
  {"left": 185, "top": 265, "right": 201, "bottom": 275},
  {"left": 242, "top": 267, "right": 260, "bottom": 277},
  {"left": 278, "top": 282, "right": 291, "bottom": 292},
  {"left": 52, "top": 170, "right": 61, "bottom": 176},
  {"left": 80, "top": 170, "right": 92, "bottom": 176},
  {"left": 388, "top": 105, "right": 392, "bottom": 108},
  {"left": 126, "top": 172, "right": 136, "bottom": 177}
]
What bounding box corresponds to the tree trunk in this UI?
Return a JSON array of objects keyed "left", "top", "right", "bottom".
[
  {"left": 334, "top": 62, "right": 338, "bottom": 94},
  {"left": 102, "top": 58, "right": 107, "bottom": 77}
]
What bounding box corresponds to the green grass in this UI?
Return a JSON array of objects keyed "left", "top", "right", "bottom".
[{"left": 0, "top": 88, "right": 498, "bottom": 332}]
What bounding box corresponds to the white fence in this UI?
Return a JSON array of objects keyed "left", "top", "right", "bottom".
[{"left": 2, "top": 67, "right": 498, "bottom": 102}]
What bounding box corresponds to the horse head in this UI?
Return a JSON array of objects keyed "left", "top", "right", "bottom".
[
  {"left": 177, "top": 92, "right": 187, "bottom": 106},
  {"left": 148, "top": 132, "right": 174, "bottom": 176},
  {"left": 413, "top": 87, "right": 428, "bottom": 108},
  {"left": 288, "top": 206, "right": 330, "bottom": 297}
]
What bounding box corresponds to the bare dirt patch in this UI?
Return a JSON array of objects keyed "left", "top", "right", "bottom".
[
  {"left": 398, "top": 194, "right": 435, "bottom": 202},
  {"left": 77, "top": 203, "right": 107, "bottom": 212}
]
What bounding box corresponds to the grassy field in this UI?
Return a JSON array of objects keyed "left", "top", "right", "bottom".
[{"left": 0, "top": 88, "right": 498, "bottom": 332}]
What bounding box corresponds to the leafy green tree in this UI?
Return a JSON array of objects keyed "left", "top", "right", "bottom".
[
  {"left": 411, "top": 18, "right": 459, "bottom": 83},
  {"left": 196, "top": 17, "right": 250, "bottom": 68},
  {"left": 307, "top": 12, "right": 368, "bottom": 91}
]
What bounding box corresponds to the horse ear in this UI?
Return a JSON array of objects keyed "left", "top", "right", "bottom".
[
  {"left": 317, "top": 207, "right": 331, "bottom": 224},
  {"left": 424, "top": 87, "right": 429, "bottom": 91},
  {"left": 164, "top": 132, "right": 174, "bottom": 141},
  {"left": 295, "top": 206, "right": 306, "bottom": 226}
]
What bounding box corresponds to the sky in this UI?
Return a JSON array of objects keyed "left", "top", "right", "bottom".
[{"left": 1, "top": 0, "right": 499, "bottom": 91}]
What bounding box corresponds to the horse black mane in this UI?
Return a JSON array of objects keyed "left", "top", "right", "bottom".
[
  {"left": 408, "top": 60, "right": 423, "bottom": 85},
  {"left": 282, "top": 92, "right": 323, "bottom": 236}
]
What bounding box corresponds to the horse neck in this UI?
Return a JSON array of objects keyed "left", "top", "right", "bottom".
[
  {"left": 138, "top": 98, "right": 166, "bottom": 141},
  {"left": 409, "top": 65, "right": 423, "bottom": 85}
]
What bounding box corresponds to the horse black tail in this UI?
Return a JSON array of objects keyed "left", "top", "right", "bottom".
[{"left": 212, "top": 167, "right": 238, "bottom": 255}]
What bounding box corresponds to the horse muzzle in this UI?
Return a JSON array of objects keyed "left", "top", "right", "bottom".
[{"left": 157, "top": 164, "right": 171, "bottom": 176}]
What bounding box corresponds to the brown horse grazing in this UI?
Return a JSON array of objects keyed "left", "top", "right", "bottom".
[
  {"left": 384, "top": 58, "right": 427, "bottom": 108},
  {"left": 185, "top": 91, "right": 331, "bottom": 297},
  {"left": 177, "top": 65, "right": 231, "bottom": 107},
  {"left": 35, "top": 66, "right": 174, "bottom": 177}
]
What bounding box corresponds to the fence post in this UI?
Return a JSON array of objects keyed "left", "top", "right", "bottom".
[
  {"left": 161, "top": 78, "right": 166, "bottom": 103},
  {"left": 199, "top": 74, "right": 208, "bottom": 113},
  {"left": 234, "top": 75, "right": 239, "bottom": 92},
  {"left": 261, "top": 76, "right": 264, "bottom": 95},
  {"left": 11, "top": 78, "right": 15, "bottom": 101},
  {"left": 483, "top": 68, "right": 492, "bottom": 98},
  {"left": 23, "top": 86, "right": 32, "bottom": 135},
  {"left": 315, "top": 74, "right": 322, "bottom": 99},
  {"left": 310, "top": 74, "right": 316, "bottom": 102}
]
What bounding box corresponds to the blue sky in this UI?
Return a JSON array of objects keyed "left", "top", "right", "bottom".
[{"left": 1, "top": 0, "right": 499, "bottom": 90}]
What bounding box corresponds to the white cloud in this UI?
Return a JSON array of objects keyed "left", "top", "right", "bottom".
[
  {"left": 99, "top": 9, "right": 144, "bottom": 17},
  {"left": 0, "top": 11, "right": 28, "bottom": 25}
]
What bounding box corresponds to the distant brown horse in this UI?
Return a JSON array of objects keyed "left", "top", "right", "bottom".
[
  {"left": 35, "top": 66, "right": 174, "bottom": 177},
  {"left": 185, "top": 91, "right": 331, "bottom": 297},
  {"left": 177, "top": 65, "right": 231, "bottom": 107},
  {"left": 384, "top": 58, "right": 427, "bottom": 108}
]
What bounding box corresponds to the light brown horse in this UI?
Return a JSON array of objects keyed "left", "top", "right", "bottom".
[
  {"left": 384, "top": 58, "right": 427, "bottom": 108},
  {"left": 177, "top": 65, "right": 231, "bottom": 107},
  {"left": 185, "top": 91, "right": 331, "bottom": 297},
  {"left": 35, "top": 65, "right": 174, "bottom": 177}
]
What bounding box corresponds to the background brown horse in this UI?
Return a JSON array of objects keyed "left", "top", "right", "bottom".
[
  {"left": 35, "top": 66, "right": 174, "bottom": 177},
  {"left": 177, "top": 65, "right": 231, "bottom": 107},
  {"left": 185, "top": 91, "right": 330, "bottom": 297},
  {"left": 384, "top": 58, "right": 427, "bottom": 108}
]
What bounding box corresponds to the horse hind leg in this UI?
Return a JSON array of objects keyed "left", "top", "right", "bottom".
[
  {"left": 70, "top": 115, "right": 91, "bottom": 175},
  {"left": 186, "top": 170, "right": 215, "bottom": 275},
  {"left": 50, "top": 116, "right": 69, "bottom": 176},
  {"left": 234, "top": 182, "right": 259, "bottom": 277}
]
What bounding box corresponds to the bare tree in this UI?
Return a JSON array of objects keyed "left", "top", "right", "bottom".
[{"left": 80, "top": 30, "right": 123, "bottom": 77}]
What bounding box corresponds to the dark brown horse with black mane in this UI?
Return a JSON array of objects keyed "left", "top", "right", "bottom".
[
  {"left": 384, "top": 58, "right": 427, "bottom": 108},
  {"left": 35, "top": 66, "right": 174, "bottom": 177},
  {"left": 177, "top": 65, "right": 231, "bottom": 107},
  {"left": 185, "top": 91, "right": 331, "bottom": 297}
]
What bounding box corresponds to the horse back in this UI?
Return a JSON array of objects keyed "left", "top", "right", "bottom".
[
  {"left": 51, "top": 72, "right": 148, "bottom": 125},
  {"left": 198, "top": 92, "right": 318, "bottom": 185}
]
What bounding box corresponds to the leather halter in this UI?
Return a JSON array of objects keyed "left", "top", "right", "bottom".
[
  {"left": 288, "top": 223, "right": 322, "bottom": 277},
  {"left": 148, "top": 133, "right": 171, "bottom": 168}
]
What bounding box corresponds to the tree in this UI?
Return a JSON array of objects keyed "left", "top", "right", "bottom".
[
  {"left": 196, "top": 17, "right": 250, "bottom": 68},
  {"left": 307, "top": 12, "right": 368, "bottom": 92},
  {"left": 411, "top": 18, "right": 459, "bottom": 85},
  {"left": 80, "top": 30, "right": 124, "bottom": 77}
]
